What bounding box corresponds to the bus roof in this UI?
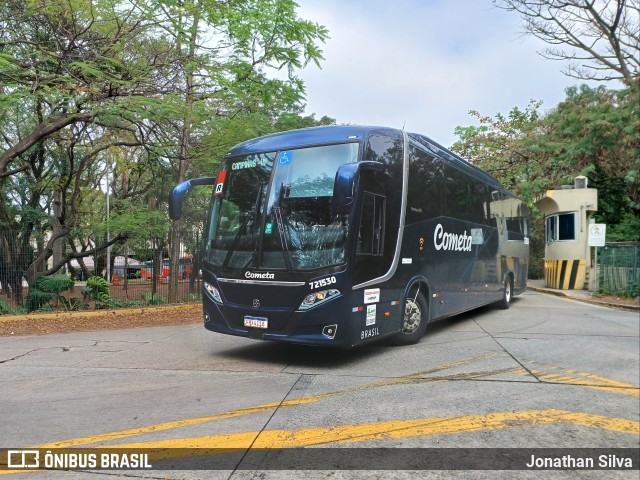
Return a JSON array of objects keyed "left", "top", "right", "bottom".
[{"left": 225, "top": 125, "right": 396, "bottom": 156}]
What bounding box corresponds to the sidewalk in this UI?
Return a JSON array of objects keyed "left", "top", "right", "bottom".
[{"left": 527, "top": 279, "right": 639, "bottom": 312}]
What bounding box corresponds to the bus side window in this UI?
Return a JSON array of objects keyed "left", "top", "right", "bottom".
[
  {"left": 407, "top": 144, "right": 443, "bottom": 224},
  {"left": 357, "top": 192, "right": 385, "bottom": 256}
]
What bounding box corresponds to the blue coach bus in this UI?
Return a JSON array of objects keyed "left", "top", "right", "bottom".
[{"left": 170, "top": 126, "right": 529, "bottom": 347}]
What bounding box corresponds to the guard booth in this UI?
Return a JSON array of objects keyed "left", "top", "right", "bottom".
[{"left": 535, "top": 177, "right": 598, "bottom": 290}]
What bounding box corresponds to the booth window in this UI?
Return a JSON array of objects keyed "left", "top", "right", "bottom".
[{"left": 546, "top": 212, "right": 576, "bottom": 242}]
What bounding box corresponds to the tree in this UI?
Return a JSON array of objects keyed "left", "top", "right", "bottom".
[
  {"left": 535, "top": 84, "right": 639, "bottom": 240},
  {"left": 0, "top": 0, "right": 184, "bottom": 304},
  {"left": 0, "top": 0, "right": 329, "bottom": 306},
  {"left": 452, "top": 100, "right": 544, "bottom": 195},
  {"left": 0, "top": 0, "right": 176, "bottom": 178},
  {"left": 494, "top": 0, "right": 640, "bottom": 84},
  {"left": 143, "top": 0, "right": 329, "bottom": 301}
]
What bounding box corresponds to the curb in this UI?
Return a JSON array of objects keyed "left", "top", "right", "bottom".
[
  {"left": 0, "top": 303, "right": 200, "bottom": 323},
  {"left": 527, "top": 286, "right": 640, "bottom": 312}
]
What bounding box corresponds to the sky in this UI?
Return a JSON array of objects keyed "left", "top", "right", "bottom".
[{"left": 291, "top": 0, "right": 606, "bottom": 148}]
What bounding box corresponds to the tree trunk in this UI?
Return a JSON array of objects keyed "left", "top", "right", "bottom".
[{"left": 169, "top": 7, "right": 200, "bottom": 303}]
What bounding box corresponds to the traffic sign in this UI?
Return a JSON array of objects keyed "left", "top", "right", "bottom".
[{"left": 588, "top": 224, "right": 606, "bottom": 247}]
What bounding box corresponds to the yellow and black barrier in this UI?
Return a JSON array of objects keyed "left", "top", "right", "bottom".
[{"left": 544, "top": 259, "right": 586, "bottom": 290}]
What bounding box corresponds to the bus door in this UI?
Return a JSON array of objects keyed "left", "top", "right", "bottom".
[
  {"left": 350, "top": 137, "right": 405, "bottom": 342},
  {"left": 351, "top": 171, "right": 392, "bottom": 342}
]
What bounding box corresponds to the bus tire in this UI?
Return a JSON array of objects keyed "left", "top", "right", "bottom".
[
  {"left": 497, "top": 276, "right": 513, "bottom": 310},
  {"left": 392, "top": 291, "right": 428, "bottom": 346}
]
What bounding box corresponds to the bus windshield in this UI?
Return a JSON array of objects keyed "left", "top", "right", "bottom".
[{"left": 206, "top": 142, "right": 359, "bottom": 271}]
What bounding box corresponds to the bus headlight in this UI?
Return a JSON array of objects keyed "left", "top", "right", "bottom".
[
  {"left": 298, "top": 289, "right": 341, "bottom": 311},
  {"left": 204, "top": 282, "right": 223, "bottom": 304}
]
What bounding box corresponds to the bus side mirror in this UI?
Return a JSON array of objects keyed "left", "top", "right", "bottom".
[
  {"left": 332, "top": 161, "right": 385, "bottom": 214},
  {"left": 169, "top": 177, "right": 217, "bottom": 220}
]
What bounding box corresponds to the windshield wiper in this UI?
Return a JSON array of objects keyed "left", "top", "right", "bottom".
[
  {"left": 222, "top": 213, "right": 252, "bottom": 268},
  {"left": 222, "top": 184, "right": 264, "bottom": 268},
  {"left": 273, "top": 207, "right": 293, "bottom": 271}
]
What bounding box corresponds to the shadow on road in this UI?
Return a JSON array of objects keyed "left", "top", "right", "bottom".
[{"left": 209, "top": 300, "right": 514, "bottom": 369}]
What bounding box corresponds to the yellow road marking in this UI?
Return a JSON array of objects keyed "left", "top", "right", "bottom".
[
  {"left": 38, "top": 397, "right": 326, "bottom": 449},
  {"left": 106, "top": 409, "right": 639, "bottom": 451},
  {"left": 35, "top": 355, "right": 639, "bottom": 450},
  {"left": 519, "top": 360, "right": 640, "bottom": 397},
  {"left": 33, "top": 410, "right": 640, "bottom": 452},
  {"left": 532, "top": 370, "right": 640, "bottom": 397},
  {"left": 2, "top": 409, "right": 637, "bottom": 475},
  {"left": 38, "top": 353, "right": 502, "bottom": 449}
]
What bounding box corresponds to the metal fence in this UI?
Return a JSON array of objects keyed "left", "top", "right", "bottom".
[
  {"left": 597, "top": 243, "right": 639, "bottom": 298},
  {"left": 0, "top": 229, "right": 203, "bottom": 314}
]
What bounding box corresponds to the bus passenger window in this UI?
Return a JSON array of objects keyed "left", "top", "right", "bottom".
[{"left": 358, "top": 193, "right": 385, "bottom": 256}]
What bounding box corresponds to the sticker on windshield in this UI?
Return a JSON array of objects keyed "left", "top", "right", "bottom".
[
  {"left": 214, "top": 170, "right": 227, "bottom": 196},
  {"left": 232, "top": 158, "right": 270, "bottom": 171},
  {"left": 278, "top": 151, "right": 293, "bottom": 165}
]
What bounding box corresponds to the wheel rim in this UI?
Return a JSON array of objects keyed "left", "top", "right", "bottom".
[
  {"left": 505, "top": 280, "right": 512, "bottom": 303},
  {"left": 403, "top": 298, "right": 422, "bottom": 334}
]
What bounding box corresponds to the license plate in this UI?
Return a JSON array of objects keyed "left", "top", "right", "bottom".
[{"left": 244, "top": 316, "right": 268, "bottom": 329}]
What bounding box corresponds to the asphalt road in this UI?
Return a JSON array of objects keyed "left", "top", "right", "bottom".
[{"left": 1, "top": 290, "right": 638, "bottom": 479}]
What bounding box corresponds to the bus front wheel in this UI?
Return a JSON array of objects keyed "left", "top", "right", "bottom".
[{"left": 392, "top": 291, "right": 428, "bottom": 346}]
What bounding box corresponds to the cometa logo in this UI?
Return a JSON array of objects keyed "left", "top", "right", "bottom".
[
  {"left": 433, "top": 223, "right": 473, "bottom": 252},
  {"left": 245, "top": 271, "right": 276, "bottom": 280}
]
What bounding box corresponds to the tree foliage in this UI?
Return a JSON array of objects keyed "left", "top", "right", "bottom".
[
  {"left": 494, "top": 0, "right": 640, "bottom": 84},
  {"left": 0, "top": 0, "right": 330, "bottom": 305},
  {"left": 452, "top": 84, "right": 640, "bottom": 244},
  {"left": 452, "top": 100, "right": 543, "bottom": 194}
]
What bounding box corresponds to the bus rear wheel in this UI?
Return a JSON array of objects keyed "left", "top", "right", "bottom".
[
  {"left": 497, "top": 276, "right": 512, "bottom": 310},
  {"left": 392, "top": 291, "right": 428, "bottom": 345}
]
